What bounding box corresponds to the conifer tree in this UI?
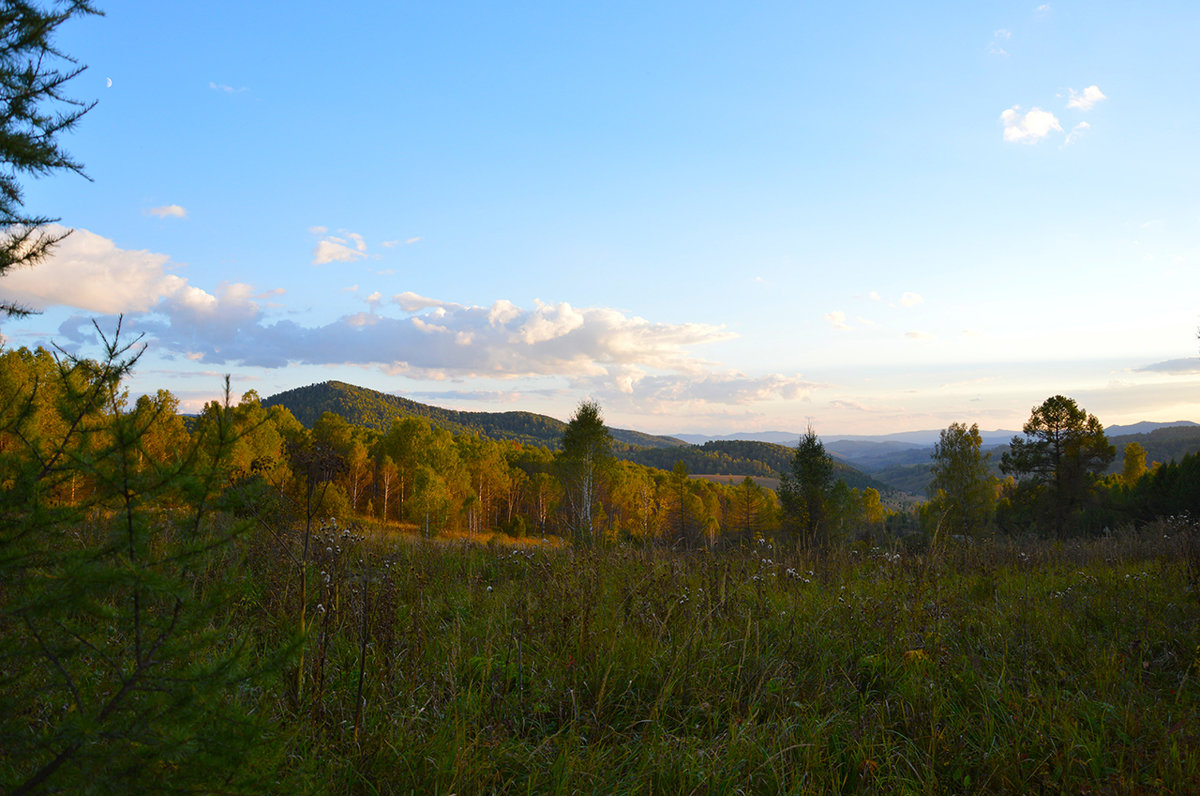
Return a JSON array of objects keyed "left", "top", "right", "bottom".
[
  {"left": 0, "top": 0, "right": 100, "bottom": 317},
  {"left": 0, "top": 325, "right": 284, "bottom": 792},
  {"left": 778, "top": 424, "right": 834, "bottom": 549}
]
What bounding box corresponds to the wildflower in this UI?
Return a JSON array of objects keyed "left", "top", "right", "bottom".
[{"left": 316, "top": 603, "right": 326, "bottom": 614}]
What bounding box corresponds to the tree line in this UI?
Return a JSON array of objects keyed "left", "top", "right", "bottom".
[
  {"left": 0, "top": 345, "right": 897, "bottom": 550},
  {"left": 923, "top": 395, "right": 1200, "bottom": 539}
]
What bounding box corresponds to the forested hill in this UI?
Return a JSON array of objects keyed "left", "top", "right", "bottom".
[
  {"left": 623, "top": 440, "right": 891, "bottom": 493},
  {"left": 261, "top": 380, "right": 685, "bottom": 450}
]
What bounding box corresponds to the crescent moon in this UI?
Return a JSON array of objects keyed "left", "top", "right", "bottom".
[{"left": 106, "top": 77, "right": 112, "bottom": 88}]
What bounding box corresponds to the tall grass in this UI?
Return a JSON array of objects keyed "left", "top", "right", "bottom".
[{"left": 253, "top": 520, "right": 1200, "bottom": 794}]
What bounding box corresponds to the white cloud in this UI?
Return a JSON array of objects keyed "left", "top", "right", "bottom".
[
  {"left": 823, "top": 310, "right": 850, "bottom": 331},
  {"left": 1067, "top": 85, "right": 1106, "bottom": 111},
  {"left": 1, "top": 225, "right": 189, "bottom": 313},
  {"left": 1035, "top": 4, "right": 1051, "bottom": 15},
  {"left": 147, "top": 204, "right": 187, "bottom": 219},
  {"left": 393, "top": 291, "right": 446, "bottom": 312},
  {"left": 313, "top": 239, "right": 364, "bottom": 265},
  {"left": 406, "top": 237, "right": 422, "bottom": 245},
  {"left": 381, "top": 240, "right": 399, "bottom": 248},
  {"left": 1001, "top": 106, "right": 1063, "bottom": 143},
  {"left": 96, "top": 292, "right": 737, "bottom": 389},
  {"left": 23, "top": 234, "right": 814, "bottom": 409},
  {"left": 1064, "top": 121, "right": 1091, "bottom": 146},
  {"left": 899, "top": 292, "right": 924, "bottom": 308},
  {"left": 311, "top": 229, "right": 371, "bottom": 265},
  {"left": 905, "top": 330, "right": 934, "bottom": 339},
  {"left": 868, "top": 291, "right": 881, "bottom": 301},
  {"left": 209, "top": 81, "right": 246, "bottom": 94}
]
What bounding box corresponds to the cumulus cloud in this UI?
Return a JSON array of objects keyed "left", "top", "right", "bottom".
[
  {"left": 1067, "top": 85, "right": 1106, "bottom": 111},
  {"left": 1001, "top": 106, "right": 1063, "bottom": 143},
  {"left": 899, "top": 292, "right": 924, "bottom": 308},
  {"left": 25, "top": 230, "right": 800, "bottom": 408},
  {"left": 147, "top": 204, "right": 187, "bottom": 219},
  {"left": 312, "top": 230, "right": 368, "bottom": 265},
  {"left": 0, "top": 225, "right": 188, "bottom": 314},
  {"left": 50, "top": 274, "right": 738, "bottom": 389},
  {"left": 823, "top": 310, "right": 850, "bottom": 331}
]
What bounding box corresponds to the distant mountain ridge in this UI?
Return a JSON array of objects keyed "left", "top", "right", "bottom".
[
  {"left": 261, "top": 381, "right": 892, "bottom": 494},
  {"left": 260, "top": 381, "right": 1199, "bottom": 500},
  {"left": 621, "top": 439, "right": 892, "bottom": 495},
  {"left": 263, "top": 380, "right": 686, "bottom": 450},
  {"left": 677, "top": 421, "right": 1199, "bottom": 449},
  {"left": 835, "top": 424, "right": 1200, "bottom": 498}
]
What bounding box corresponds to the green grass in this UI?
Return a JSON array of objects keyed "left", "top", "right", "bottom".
[{"left": 243, "top": 522, "right": 1200, "bottom": 794}]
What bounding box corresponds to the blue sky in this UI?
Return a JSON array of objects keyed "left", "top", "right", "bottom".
[{"left": 2, "top": 1, "right": 1198, "bottom": 435}]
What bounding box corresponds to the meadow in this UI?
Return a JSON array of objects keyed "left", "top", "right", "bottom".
[
  {"left": 2, "top": 342, "right": 1197, "bottom": 794},
  {"left": 248, "top": 518, "right": 1199, "bottom": 794}
]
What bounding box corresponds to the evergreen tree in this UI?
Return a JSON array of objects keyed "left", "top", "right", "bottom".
[
  {"left": 777, "top": 425, "right": 834, "bottom": 549},
  {"left": 0, "top": 0, "right": 100, "bottom": 317},
  {"left": 1001, "top": 395, "right": 1115, "bottom": 536},
  {"left": 732, "top": 476, "right": 768, "bottom": 541},
  {"left": 0, "top": 326, "right": 285, "bottom": 792}
]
